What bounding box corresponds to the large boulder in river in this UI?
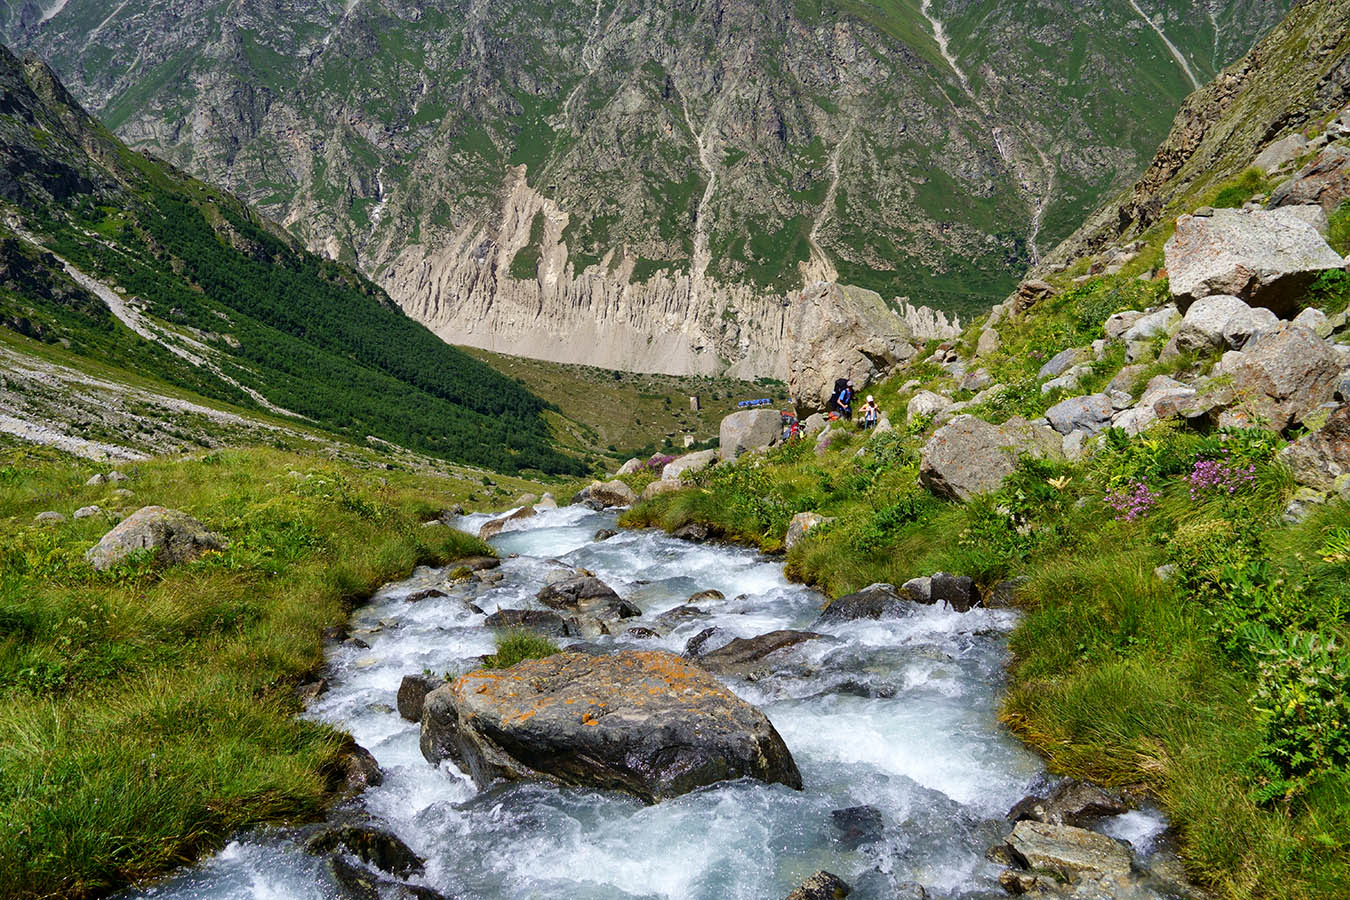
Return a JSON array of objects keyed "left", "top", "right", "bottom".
[
  {"left": 85, "top": 506, "right": 228, "bottom": 570},
  {"left": 719, "top": 409, "right": 782, "bottom": 461},
  {"left": 1164, "top": 208, "right": 1345, "bottom": 316},
  {"left": 1002, "top": 821, "right": 1133, "bottom": 885},
  {"left": 814, "top": 584, "right": 908, "bottom": 626},
  {"left": 573, "top": 480, "right": 637, "bottom": 510},
  {"left": 919, "top": 415, "right": 1060, "bottom": 501},
  {"left": 696, "top": 630, "right": 825, "bottom": 679},
  {"left": 786, "top": 282, "right": 915, "bottom": 415},
  {"left": 1210, "top": 325, "right": 1343, "bottom": 430},
  {"left": 478, "top": 505, "right": 536, "bottom": 540},
  {"left": 418, "top": 650, "right": 802, "bottom": 803}
]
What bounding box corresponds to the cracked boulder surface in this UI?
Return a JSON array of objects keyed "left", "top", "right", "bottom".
[{"left": 418, "top": 650, "right": 802, "bottom": 803}]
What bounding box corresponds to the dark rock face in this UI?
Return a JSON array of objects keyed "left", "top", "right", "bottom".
[
  {"left": 404, "top": 588, "right": 447, "bottom": 604},
  {"left": 330, "top": 738, "right": 383, "bottom": 795},
  {"left": 1008, "top": 779, "right": 1129, "bottom": 827},
  {"left": 478, "top": 505, "right": 536, "bottom": 540},
  {"left": 397, "top": 674, "right": 442, "bottom": 722},
  {"left": 1270, "top": 145, "right": 1350, "bottom": 213},
  {"left": 672, "top": 522, "right": 711, "bottom": 543},
  {"left": 988, "top": 577, "right": 1030, "bottom": 609},
  {"left": 655, "top": 605, "right": 707, "bottom": 630},
  {"left": 696, "top": 630, "right": 825, "bottom": 679},
  {"left": 684, "top": 626, "right": 732, "bottom": 658},
  {"left": 785, "top": 870, "right": 852, "bottom": 900},
  {"left": 1282, "top": 403, "right": 1350, "bottom": 490},
  {"left": 484, "top": 609, "right": 572, "bottom": 637},
  {"left": 831, "top": 804, "right": 884, "bottom": 848},
  {"left": 814, "top": 583, "right": 908, "bottom": 626},
  {"left": 326, "top": 854, "right": 451, "bottom": 900},
  {"left": 419, "top": 651, "right": 802, "bottom": 803},
  {"left": 930, "top": 573, "right": 980, "bottom": 613},
  {"left": 593, "top": 528, "right": 618, "bottom": 541},
  {"left": 306, "top": 824, "right": 424, "bottom": 878},
  {"left": 687, "top": 589, "right": 725, "bottom": 604}
]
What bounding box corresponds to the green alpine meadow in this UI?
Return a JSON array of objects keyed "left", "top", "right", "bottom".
[{"left": 1, "top": 0, "right": 1349, "bottom": 898}]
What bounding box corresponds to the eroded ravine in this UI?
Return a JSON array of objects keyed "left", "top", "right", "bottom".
[{"left": 123, "top": 505, "right": 1175, "bottom": 899}]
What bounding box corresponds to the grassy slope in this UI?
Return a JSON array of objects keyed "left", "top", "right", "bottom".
[
  {"left": 462, "top": 346, "right": 789, "bottom": 460},
  {"left": 620, "top": 202, "right": 1350, "bottom": 897},
  {"left": 0, "top": 439, "right": 530, "bottom": 900}
]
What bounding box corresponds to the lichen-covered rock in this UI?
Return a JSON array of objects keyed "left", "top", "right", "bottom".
[
  {"left": 85, "top": 506, "right": 227, "bottom": 570},
  {"left": 719, "top": 409, "right": 783, "bottom": 461},
  {"left": 1282, "top": 404, "right": 1350, "bottom": 490},
  {"left": 419, "top": 650, "right": 802, "bottom": 803},
  {"left": 919, "top": 415, "right": 1060, "bottom": 501},
  {"left": 785, "top": 511, "right": 829, "bottom": 549},
  {"left": 785, "top": 870, "right": 852, "bottom": 900},
  {"left": 572, "top": 480, "right": 638, "bottom": 510},
  {"left": 1211, "top": 325, "right": 1343, "bottom": 430},
  {"left": 786, "top": 282, "right": 915, "bottom": 414},
  {"left": 662, "top": 449, "right": 717, "bottom": 481},
  {"left": 1165, "top": 208, "right": 1346, "bottom": 316}
]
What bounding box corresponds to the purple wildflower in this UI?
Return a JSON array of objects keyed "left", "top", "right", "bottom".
[
  {"left": 1188, "top": 451, "right": 1256, "bottom": 499},
  {"left": 1105, "top": 480, "right": 1161, "bottom": 522},
  {"left": 644, "top": 454, "right": 676, "bottom": 473}
]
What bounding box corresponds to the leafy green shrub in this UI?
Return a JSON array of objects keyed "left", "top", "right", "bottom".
[
  {"left": 1211, "top": 167, "right": 1270, "bottom": 209},
  {"left": 1206, "top": 561, "right": 1334, "bottom": 660},
  {"left": 482, "top": 630, "right": 560, "bottom": 669},
  {"left": 1250, "top": 632, "right": 1350, "bottom": 804},
  {"left": 849, "top": 491, "right": 934, "bottom": 552}
]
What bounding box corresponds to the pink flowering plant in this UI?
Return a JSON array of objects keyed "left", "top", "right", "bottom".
[
  {"left": 1188, "top": 450, "right": 1257, "bottom": 499},
  {"left": 1104, "top": 480, "right": 1162, "bottom": 522}
]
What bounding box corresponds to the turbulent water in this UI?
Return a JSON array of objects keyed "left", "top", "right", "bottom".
[{"left": 125, "top": 505, "right": 1170, "bottom": 899}]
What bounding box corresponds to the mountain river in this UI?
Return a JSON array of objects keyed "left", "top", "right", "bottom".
[{"left": 124, "top": 504, "right": 1175, "bottom": 899}]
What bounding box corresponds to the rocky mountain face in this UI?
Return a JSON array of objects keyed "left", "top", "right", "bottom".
[
  {"left": 2, "top": 0, "right": 1293, "bottom": 376},
  {"left": 1045, "top": 0, "right": 1350, "bottom": 266}
]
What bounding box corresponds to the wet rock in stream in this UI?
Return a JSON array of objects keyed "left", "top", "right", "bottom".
[
  {"left": 785, "top": 870, "right": 852, "bottom": 899},
  {"left": 419, "top": 650, "right": 802, "bottom": 802},
  {"left": 396, "top": 674, "right": 444, "bottom": 722},
  {"left": 483, "top": 608, "right": 573, "bottom": 637},
  {"left": 695, "top": 630, "right": 827, "bottom": 679}
]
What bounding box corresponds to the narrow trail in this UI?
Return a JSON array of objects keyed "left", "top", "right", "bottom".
[
  {"left": 1206, "top": 1, "right": 1222, "bottom": 63},
  {"left": 680, "top": 92, "right": 717, "bottom": 304},
  {"left": 1127, "top": 0, "right": 1201, "bottom": 91}
]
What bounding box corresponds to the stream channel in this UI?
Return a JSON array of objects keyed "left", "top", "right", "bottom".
[{"left": 126, "top": 504, "right": 1175, "bottom": 899}]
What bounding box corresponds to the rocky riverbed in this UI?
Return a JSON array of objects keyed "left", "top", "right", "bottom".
[{"left": 122, "top": 504, "right": 1189, "bottom": 899}]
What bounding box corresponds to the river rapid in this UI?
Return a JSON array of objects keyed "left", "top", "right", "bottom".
[{"left": 125, "top": 504, "right": 1171, "bottom": 899}]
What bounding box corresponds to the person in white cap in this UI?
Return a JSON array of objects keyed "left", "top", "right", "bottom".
[{"left": 861, "top": 395, "right": 880, "bottom": 429}]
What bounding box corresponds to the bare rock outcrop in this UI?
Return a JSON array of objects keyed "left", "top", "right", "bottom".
[
  {"left": 1164, "top": 208, "right": 1345, "bottom": 316},
  {"left": 786, "top": 282, "right": 914, "bottom": 414},
  {"left": 418, "top": 650, "right": 802, "bottom": 803}
]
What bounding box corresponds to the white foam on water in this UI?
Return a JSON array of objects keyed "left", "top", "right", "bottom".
[{"left": 123, "top": 505, "right": 1174, "bottom": 899}]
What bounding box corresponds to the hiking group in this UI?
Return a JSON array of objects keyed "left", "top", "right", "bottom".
[{"left": 827, "top": 378, "right": 881, "bottom": 429}]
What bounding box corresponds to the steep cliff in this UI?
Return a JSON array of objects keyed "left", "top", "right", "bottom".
[{"left": 3, "top": 0, "right": 1294, "bottom": 375}]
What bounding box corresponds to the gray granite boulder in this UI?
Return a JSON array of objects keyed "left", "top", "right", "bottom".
[
  {"left": 719, "top": 409, "right": 782, "bottom": 461},
  {"left": 919, "top": 415, "right": 1060, "bottom": 501},
  {"left": 1165, "top": 208, "right": 1345, "bottom": 316},
  {"left": 1211, "top": 326, "right": 1343, "bottom": 430},
  {"left": 1281, "top": 404, "right": 1350, "bottom": 491},
  {"left": 1045, "top": 394, "right": 1113, "bottom": 436},
  {"left": 85, "top": 506, "right": 227, "bottom": 570},
  {"left": 662, "top": 449, "right": 718, "bottom": 481}
]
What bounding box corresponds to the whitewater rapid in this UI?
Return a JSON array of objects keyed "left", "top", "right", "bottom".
[{"left": 124, "top": 504, "right": 1169, "bottom": 899}]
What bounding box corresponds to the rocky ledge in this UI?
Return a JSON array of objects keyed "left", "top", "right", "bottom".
[{"left": 419, "top": 650, "right": 802, "bottom": 803}]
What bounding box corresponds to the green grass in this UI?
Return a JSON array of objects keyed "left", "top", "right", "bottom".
[
  {"left": 482, "top": 630, "right": 561, "bottom": 669},
  {"left": 0, "top": 444, "right": 497, "bottom": 899}
]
